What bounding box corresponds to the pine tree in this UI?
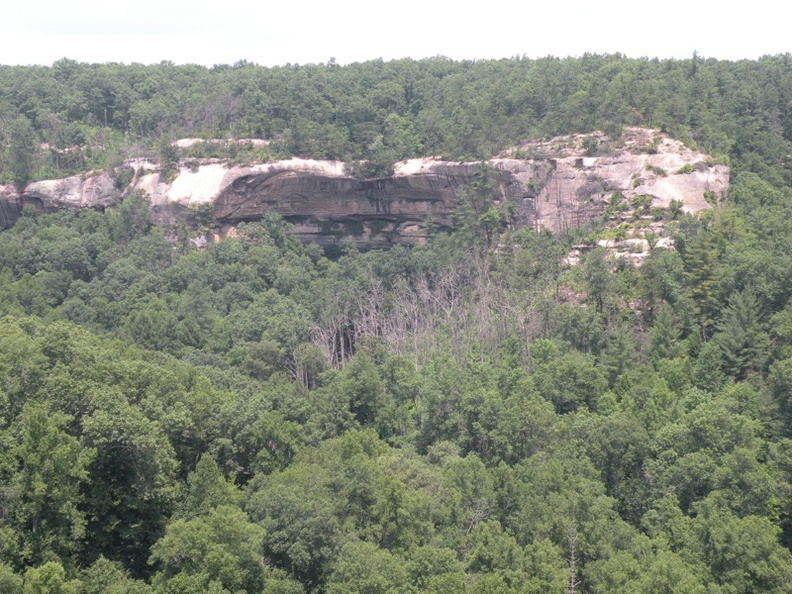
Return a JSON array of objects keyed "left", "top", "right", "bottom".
[
  {"left": 683, "top": 231, "right": 722, "bottom": 339},
  {"left": 714, "top": 288, "right": 770, "bottom": 379},
  {"left": 649, "top": 304, "right": 681, "bottom": 364}
]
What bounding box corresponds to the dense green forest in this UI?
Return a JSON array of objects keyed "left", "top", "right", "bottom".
[
  {"left": 1, "top": 54, "right": 792, "bottom": 183},
  {"left": 2, "top": 55, "right": 792, "bottom": 593}
]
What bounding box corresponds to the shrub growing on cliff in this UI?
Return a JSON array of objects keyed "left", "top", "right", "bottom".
[{"left": 582, "top": 135, "right": 599, "bottom": 156}]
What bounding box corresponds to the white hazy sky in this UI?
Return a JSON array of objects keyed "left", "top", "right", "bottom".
[{"left": 2, "top": 0, "right": 789, "bottom": 67}]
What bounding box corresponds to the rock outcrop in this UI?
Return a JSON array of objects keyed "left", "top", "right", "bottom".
[
  {"left": 521, "top": 128, "right": 729, "bottom": 232},
  {"left": 0, "top": 174, "right": 115, "bottom": 228},
  {"left": 24, "top": 174, "right": 116, "bottom": 211},
  {"left": 0, "top": 185, "right": 23, "bottom": 228},
  {"left": 0, "top": 128, "right": 729, "bottom": 249}
]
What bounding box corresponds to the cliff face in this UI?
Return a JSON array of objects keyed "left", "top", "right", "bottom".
[
  {"left": 0, "top": 128, "right": 729, "bottom": 248},
  {"left": 525, "top": 128, "right": 729, "bottom": 232},
  {"left": 0, "top": 185, "right": 22, "bottom": 228},
  {"left": 210, "top": 160, "right": 519, "bottom": 247},
  {"left": 0, "top": 174, "right": 116, "bottom": 228}
]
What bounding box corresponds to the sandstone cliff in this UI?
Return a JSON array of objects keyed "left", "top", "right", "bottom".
[
  {"left": 520, "top": 128, "right": 728, "bottom": 232},
  {"left": 0, "top": 128, "right": 729, "bottom": 249}
]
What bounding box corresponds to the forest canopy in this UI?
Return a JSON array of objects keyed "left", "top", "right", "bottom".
[
  {"left": 1, "top": 55, "right": 792, "bottom": 593},
  {"left": 0, "top": 54, "right": 791, "bottom": 185}
]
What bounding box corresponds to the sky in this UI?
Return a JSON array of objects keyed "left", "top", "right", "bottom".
[{"left": 2, "top": 0, "right": 789, "bottom": 67}]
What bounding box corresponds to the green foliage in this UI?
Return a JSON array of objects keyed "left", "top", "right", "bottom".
[
  {"left": 106, "top": 191, "right": 153, "bottom": 245},
  {"left": 630, "top": 194, "right": 653, "bottom": 215},
  {"left": 649, "top": 304, "right": 681, "bottom": 363},
  {"left": 157, "top": 137, "right": 179, "bottom": 168},
  {"left": 111, "top": 165, "right": 134, "bottom": 191},
  {"left": 9, "top": 117, "right": 38, "bottom": 189},
  {"left": 451, "top": 163, "right": 511, "bottom": 250},
  {"left": 247, "top": 463, "right": 343, "bottom": 588},
  {"left": 714, "top": 288, "right": 770, "bottom": 378},
  {"left": 81, "top": 397, "right": 179, "bottom": 573},
  {"left": 149, "top": 506, "right": 268, "bottom": 593},
  {"left": 185, "top": 203, "right": 215, "bottom": 232},
  {"left": 533, "top": 350, "right": 608, "bottom": 414},
  {"left": 582, "top": 247, "right": 613, "bottom": 313},
  {"left": 2, "top": 54, "right": 792, "bottom": 593},
  {"left": 78, "top": 557, "right": 151, "bottom": 594},
  {"left": 13, "top": 406, "right": 95, "bottom": 565},
  {"left": 22, "top": 561, "right": 76, "bottom": 594},
  {"left": 0, "top": 564, "right": 22, "bottom": 594},
  {"left": 682, "top": 229, "right": 723, "bottom": 337},
  {"left": 604, "top": 191, "right": 628, "bottom": 219},
  {"left": 768, "top": 357, "right": 792, "bottom": 435},
  {"left": 636, "top": 136, "right": 661, "bottom": 154},
  {"left": 0, "top": 54, "right": 790, "bottom": 190},
  {"left": 582, "top": 135, "right": 599, "bottom": 157},
  {"left": 326, "top": 541, "right": 408, "bottom": 594},
  {"left": 178, "top": 454, "right": 245, "bottom": 519},
  {"left": 689, "top": 497, "right": 792, "bottom": 592},
  {"left": 668, "top": 198, "right": 684, "bottom": 218}
]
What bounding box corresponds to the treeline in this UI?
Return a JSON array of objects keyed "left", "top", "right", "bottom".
[
  {"left": 1, "top": 54, "right": 792, "bottom": 185},
  {"left": 3, "top": 54, "right": 792, "bottom": 592},
  {"left": 2, "top": 163, "right": 792, "bottom": 591}
]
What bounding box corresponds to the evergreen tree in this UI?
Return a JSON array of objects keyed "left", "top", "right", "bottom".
[
  {"left": 9, "top": 116, "right": 37, "bottom": 190},
  {"left": 683, "top": 231, "right": 722, "bottom": 339},
  {"left": 714, "top": 288, "right": 770, "bottom": 379},
  {"left": 649, "top": 303, "right": 681, "bottom": 364}
]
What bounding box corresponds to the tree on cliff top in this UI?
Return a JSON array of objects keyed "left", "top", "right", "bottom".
[{"left": 9, "top": 116, "right": 37, "bottom": 190}]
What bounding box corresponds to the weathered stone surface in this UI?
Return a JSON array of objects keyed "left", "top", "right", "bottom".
[
  {"left": 20, "top": 173, "right": 116, "bottom": 217},
  {"left": 519, "top": 128, "right": 729, "bottom": 232},
  {"left": 129, "top": 158, "right": 485, "bottom": 246},
  {"left": 0, "top": 128, "right": 729, "bottom": 249},
  {"left": 210, "top": 159, "right": 481, "bottom": 247},
  {"left": 0, "top": 185, "right": 23, "bottom": 228},
  {"left": 0, "top": 173, "right": 115, "bottom": 228}
]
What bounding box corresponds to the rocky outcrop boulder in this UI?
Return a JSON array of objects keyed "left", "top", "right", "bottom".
[
  {"left": 24, "top": 174, "right": 116, "bottom": 210},
  {"left": 523, "top": 128, "right": 729, "bottom": 232},
  {"left": 0, "top": 128, "right": 729, "bottom": 249},
  {"left": 131, "top": 158, "right": 492, "bottom": 247},
  {"left": 0, "top": 174, "right": 116, "bottom": 228},
  {"left": 0, "top": 185, "right": 23, "bottom": 228}
]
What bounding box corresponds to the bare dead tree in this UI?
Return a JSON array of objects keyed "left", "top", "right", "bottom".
[{"left": 310, "top": 251, "right": 545, "bottom": 371}]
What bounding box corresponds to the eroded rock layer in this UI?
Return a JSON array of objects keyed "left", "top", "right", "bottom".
[{"left": 0, "top": 128, "right": 730, "bottom": 248}]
